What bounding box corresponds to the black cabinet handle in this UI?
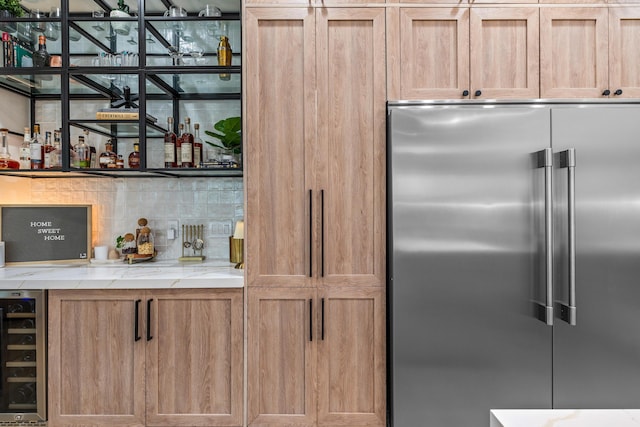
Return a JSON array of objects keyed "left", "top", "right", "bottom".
[
  {"left": 309, "top": 299, "right": 313, "bottom": 342},
  {"left": 134, "top": 299, "right": 142, "bottom": 342},
  {"left": 462, "top": 90, "right": 469, "bottom": 97},
  {"left": 474, "top": 90, "right": 482, "bottom": 97},
  {"left": 321, "top": 189, "right": 325, "bottom": 278},
  {"left": 602, "top": 89, "right": 611, "bottom": 96},
  {"left": 321, "top": 298, "right": 325, "bottom": 341},
  {"left": 615, "top": 89, "right": 623, "bottom": 96},
  {"left": 309, "top": 189, "right": 313, "bottom": 278},
  {"left": 146, "top": 299, "right": 153, "bottom": 341}
]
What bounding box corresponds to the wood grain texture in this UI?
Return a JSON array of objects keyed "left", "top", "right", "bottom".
[
  {"left": 609, "top": 7, "right": 640, "bottom": 97},
  {"left": 470, "top": 7, "right": 539, "bottom": 99},
  {"left": 540, "top": 7, "right": 609, "bottom": 98}
]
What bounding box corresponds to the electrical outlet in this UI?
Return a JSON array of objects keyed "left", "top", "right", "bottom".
[{"left": 168, "top": 220, "right": 178, "bottom": 231}]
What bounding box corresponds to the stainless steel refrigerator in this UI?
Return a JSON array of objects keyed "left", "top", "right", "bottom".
[{"left": 388, "top": 102, "right": 640, "bottom": 427}]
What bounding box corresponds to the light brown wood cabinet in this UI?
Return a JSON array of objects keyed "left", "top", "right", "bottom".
[
  {"left": 48, "top": 289, "right": 243, "bottom": 427},
  {"left": 245, "top": 7, "right": 386, "bottom": 288},
  {"left": 247, "top": 287, "right": 386, "bottom": 427},
  {"left": 387, "top": 6, "right": 540, "bottom": 100}
]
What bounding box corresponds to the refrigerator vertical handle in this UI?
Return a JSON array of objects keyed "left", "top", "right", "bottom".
[
  {"left": 559, "top": 149, "right": 577, "bottom": 325},
  {"left": 536, "top": 148, "right": 554, "bottom": 326}
]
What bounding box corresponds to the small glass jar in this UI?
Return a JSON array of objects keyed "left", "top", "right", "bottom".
[
  {"left": 136, "top": 226, "right": 154, "bottom": 255},
  {"left": 120, "top": 233, "right": 137, "bottom": 255}
]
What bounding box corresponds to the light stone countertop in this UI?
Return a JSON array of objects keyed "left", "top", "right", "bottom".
[
  {"left": 491, "top": 410, "right": 640, "bottom": 427},
  {"left": 0, "top": 260, "right": 244, "bottom": 289}
]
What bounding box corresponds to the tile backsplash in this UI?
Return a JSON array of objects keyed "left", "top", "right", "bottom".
[{"left": 3, "top": 176, "right": 243, "bottom": 262}]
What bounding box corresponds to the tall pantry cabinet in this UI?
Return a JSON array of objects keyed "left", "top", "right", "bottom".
[{"left": 244, "top": 3, "right": 386, "bottom": 427}]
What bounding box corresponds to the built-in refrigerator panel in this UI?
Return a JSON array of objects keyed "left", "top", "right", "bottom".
[
  {"left": 388, "top": 104, "right": 553, "bottom": 427},
  {"left": 551, "top": 106, "right": 640, "bottom": 408}
]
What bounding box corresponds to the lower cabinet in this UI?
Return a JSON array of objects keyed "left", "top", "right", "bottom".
[
  {"left": 47, "top": 288, "right": 243, "bottom": 427},
  {"left": 247, "top": 287, "right": 386, "bottom": 427}
]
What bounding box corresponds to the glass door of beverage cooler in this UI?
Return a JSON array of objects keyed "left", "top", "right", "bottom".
[{"left": 0, "top": 291, "right": 46, "bottom": 423}]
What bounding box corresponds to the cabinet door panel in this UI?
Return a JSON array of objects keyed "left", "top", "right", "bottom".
[
  {"left": 609, "top": 7, "right": 640, "bottom": 97},
  {"left": 470, "top": 7, "right": 539, "bottom": 99},
  {"left": 395, "top": 7, "right": 470, "bottom": 100},
  {"left": 317, "top": 287, "right": 386, "bottom": 427},
  {"left": 247, "top": 288, "right": 316, "bottom": 426},
  {"left": 245, "top": 8, "right": 317, "bottom": 287},
  {"left": 48, "top": 290, "right": 145, "bottom": 427},
  {"left": 540, "top": 7, "right": 609, "bottom": 98},
  {"left": 316, "top": 8, "right": 386, "bottom": 287},
  {"left": 146, "top": 289, "right": 243, "bottom": 427}
]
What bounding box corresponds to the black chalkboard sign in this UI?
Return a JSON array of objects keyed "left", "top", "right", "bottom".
[{"left": 0, "top": 205, "right": 92, "bottom": 265}]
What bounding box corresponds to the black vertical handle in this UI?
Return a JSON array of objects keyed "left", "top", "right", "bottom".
[
  {"left": 321, "top": 189, "right": 325, "bottom": 278},
  {"left": 146, "top": 299, "right": 153, "bottom": 341},
  {"left": 321, "top": 298, "right": 325, "bottom": 340},
  {"left": 309, "top": 299, "right": 313, "bottom": 341},
  {"left": 134, "top": 299, "right": 142, "bottom": 342},
  {"left": 309, "top": 189, "right": 313, "bottom": 278}
]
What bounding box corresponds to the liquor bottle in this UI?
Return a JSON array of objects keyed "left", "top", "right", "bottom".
[
  {"left": 180, "top": 117, "right": 194, "bottom": 168},
  {"left": 193, "top": 123, "right": 203, "bottom": 168},
  {"left": 0, "top": 128, "right": 20, "bottom": 170},
  {"left": 50, "top": 129, "right": 62, "bottom": 168},
  {"left": 217, "top": 36, "right": 232, "bottom": 81},
  {"left": 164, "top": 117, "right": 177, "bottom": 168},
  {"left": 30, "top": 124, "right": 44, "bottom": 169},
  {"left": 19, "top": 127, "right": 30, "bottom": 169},
  {"left": 128, "top": 140, "right": 140, "bottom": 169},
  {"left": 116, "top": 154, "right": 124, "bottom": 169},
  {"left": 99, "top": 139, "right": 117, "bottom": 168},
  {"left": 76, "top": 135, "right": 90, "bottom": 169},
  {"left": 33, "top": 35, "right": 50, "bottom": 68},
  {"left": 176, "top": 123, "right": 184, "bottom": 167},
  {"left": 43, "top": 131, "right": 54, "bottom": 169},
  {"left": 84, "top": 130, "right": 98, "bottom": 168}
]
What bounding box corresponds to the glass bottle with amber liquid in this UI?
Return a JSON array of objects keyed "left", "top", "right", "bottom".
[
  {"left": 164, "top": 117, "right": 177, "bottom": 168},
  {"left": 128, "top": 140, "right": 140, "bottom": 169},
  {"left": 0, "top": 128, "right": 19, "bottom": 170},
  {"left": 99, "top": 139, "right": 117, "bottom": 168},
  {"left": 180, "top": 119, "right": 194, "bottom": 168},
  {"left": 217, "top": 36, "right": 232, "bottom": 81},
  {"left": 33, "top": 35, "right": 50, "bottom": 68}
]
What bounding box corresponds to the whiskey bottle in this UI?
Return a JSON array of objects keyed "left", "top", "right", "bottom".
[
  {"left": 19, "top": 127, "right": 30, "bottom": 169},
  {"left": 30, "top": 124, "right": 44, "bottom": 169},
  {"left": 99, "top": 139, "right": 117, "bottom": 168},
  {"left": 217, "top": 36, "right": 232, "bottom": 81},
  {"left": 164, "top": 117, "right": 177, "bottom": 168},
  {"left": 76, "top": 135, "right": 90, "bottom": 169},
  {"left": 0, "top": 128, "right": 19, "bottom": 170},
  {"left": 180, "top": 118, "right": 194, "bottom": 168},
  {"left": 43, "top": 131, "right": 54, "bottom": 169},
  {"left": 128, "top": 140, "right": 140, "bottom": 169},
  {"left": 193, "top": 123, "right": 203, "bottom": 168},
  {"left": 33, "top": 35, "right": 50, "bottom": 68}
]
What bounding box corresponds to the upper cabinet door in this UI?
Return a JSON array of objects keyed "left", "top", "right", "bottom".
[
  {"left": 609, "top": 7, "right": 640, "bottom": 97},
  {"left": 316, "top": 8, "right": 386, "bottom": 287},
  {"left": 245, "top": 8, "right": 317, "bottom": 287},
  {"left": 540, "top": 7, "right": 609, "bottom": 98},
  {"left": 389, "top": 7, "right": 470, "bottom": 100},
  {"left": 470, "top": 7, "right": 540, "bottom": 99}
]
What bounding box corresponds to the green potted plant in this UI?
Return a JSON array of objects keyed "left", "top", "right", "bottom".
[
  {"left": 204, "top": 117, "right": 242, "bottom": 165},
  {"left": 0, "top": 0, "right": 24, "bottom": 18}
]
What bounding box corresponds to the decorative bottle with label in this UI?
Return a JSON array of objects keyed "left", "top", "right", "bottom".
[
  {"left": 50, "top": 129, "right": 62, "bottom": 168},
  {"left": 217, "top": 36, "right": 232, "bottom": 80},
  {"left": 76, "top": 135, "right": 90, "bottom": 169},
  {"left": 128, "top": 140, "right": 140, "bottom": 169},
  {"left": 99, "top": 139, "right": 117, "bottom": 168},
  {"left": 33, "top": 35, "right": 50, "bottom": 68},
  {"left": 43, "top": 131, "right": 54, "bottom": 169},
  {"left": 193, "top": 123, "right": 203, "bottom": 168},
  {"left": 164, "top": 116, "right": 177, "bottom": 168},
  {"left": 30, "top": 124, "right": 44, "bottom": 169},
  {"left": 0, "top": 128, "right": 19, "bottom": 169},
  {"left": 19, "top": 127, "right": 30, "bottom": 169},
  {"left": 180, "top": 117, "right": 194, "bottom": 168}
]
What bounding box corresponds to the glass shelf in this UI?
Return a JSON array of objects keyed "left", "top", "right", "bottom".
[
  {"left": 69, "top": 120, "right": 166, "bottom": 138},
  {"left": 0, "top": 73, "right": 61, "bottom": 96}
]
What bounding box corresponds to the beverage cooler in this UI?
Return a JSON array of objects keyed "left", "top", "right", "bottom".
[{"left": 0, "top": 291, "right": 46, "bottom": 423}]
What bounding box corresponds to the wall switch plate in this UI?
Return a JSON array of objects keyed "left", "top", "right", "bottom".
[{"left": 168, "top": 220, "right": 179, "bottom": 231}]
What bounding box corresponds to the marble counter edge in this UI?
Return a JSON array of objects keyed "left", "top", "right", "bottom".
[{"left": 490, "top": 410, "right": 640, "bottom": 427}]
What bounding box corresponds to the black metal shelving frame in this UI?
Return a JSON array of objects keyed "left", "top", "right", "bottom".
[{"left": 0, "top": 0, "right": 242, "bottom": 178}]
